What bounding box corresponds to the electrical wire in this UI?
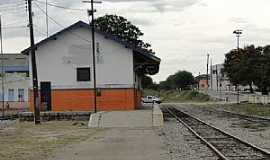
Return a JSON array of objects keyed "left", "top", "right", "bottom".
[
  {"left": 3, "top": 20, "right": 28, "bottom": 27},
  {"left": 2, "top": 25, "right": 27, "bottom": 29},
  {"left": 33, "top": 24, "right": 47, "bottom": 36},
  {"left": 35, "top": 0, "right": 85, "bottom": 11},
  {"left": 33, "top": 2, "right": 91, "bottom": 43}
]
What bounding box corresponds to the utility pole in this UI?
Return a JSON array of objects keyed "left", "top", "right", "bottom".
[
  {"left": 216, "top": 65, "right": 219, "bottom": 92},
  {"left": 206, "top": 54, "right": 210, "bottom": 91},
  {"left": 198, "top": 72, "right": 201, "bottom": 90},
  {"left": 27, "top": 0, "right": 40, "bottom": 124},
  {"left": 0, "top": 16, "right": 4, "bottom": 118},
  {"left": 82, "top": 0, "right": 102, "bottom": 113},
  {"left": 233, "top": 29, "right": 243, "bottom": 104},
  {"left": 210, "top": 58, "right": 213, "bottom": 90}
]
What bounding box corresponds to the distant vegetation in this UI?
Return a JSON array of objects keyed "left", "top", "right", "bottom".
[
  {"left": 142, "top": 70, "right": 210, "bottom": 103},
  {"left": 142, "top": 70, "right": 195, "bottom": 91},
  {"left": 143, "top": 89, "right": 210, "bottom": 103}
]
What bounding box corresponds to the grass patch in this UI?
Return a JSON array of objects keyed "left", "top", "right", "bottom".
[
  {"left": 224, "top": 103, "right": 270, "bottom": 117},
  {"left": 143, "top": 89, "right": 210, "bottom": 103},
  {"left": 0, "top": 121, "right": 104, "bottom": 160},
  {"left": 203, "top": 103, "right": 270, "bottom": 118}
]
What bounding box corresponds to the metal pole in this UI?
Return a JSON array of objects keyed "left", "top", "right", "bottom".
[
  {"left": 198, "top": 72, "right": 200, "bottom": 90},
  {"left": 206, "top": 54, "right": 209, "bottom": 91},
  {"left": 0, "top": 16, "right": 4, "bottom": 118},
  {"left": 210, "top": 59, "right": 213, "bottom": 90},
  {"left": 233, "top": 30, "right": 242, "bottom": 104},
  {"left": 91, "top": 0, "right": 97, "bottom": 113},
  {"left": 237, "top": 34, "right": 240, "bottom": 104},
  {"left": 27, "top": 0, "right": 40, "bottom": 124},
  {"left": 216, "top": 65, "right": 219, "bottom": 92}
]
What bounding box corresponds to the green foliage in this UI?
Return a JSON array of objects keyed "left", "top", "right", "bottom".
[
  {"left": 223, "top": 45, "right": 270, "bottom": 94},
  {"left": 159, "top": 70, "right": 194, "bottom": 90},
  {"left": 143, "top": 89, "right": 210, "bottom": 103},
  {"left": 141, "top": 75, "right": 158, "bottom": 90},
  {"left": 95, "top": 14, "right": 152, "bottom": 51}
]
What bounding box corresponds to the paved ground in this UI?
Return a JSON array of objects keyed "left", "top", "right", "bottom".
[
  {"left": 51, "top": 106, "right": 166, "bottom": 160},
  {"left": 89, "top": 110, "right": 153, "bottom": 128},
  {"left": 49, "top": 128, "right": 168, "bottom": 160}
]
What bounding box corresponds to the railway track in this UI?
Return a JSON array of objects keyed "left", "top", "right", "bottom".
[
  {"left": 214, "top": 109, "right": 270, "bottom": 124},
  {"left": 165, "top": 106, "right": 270, "bottom": 160}
]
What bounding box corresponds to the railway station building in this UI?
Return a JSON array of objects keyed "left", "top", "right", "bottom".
[{"left": 22, "top": 21, "right": 160, "bottom": 112}]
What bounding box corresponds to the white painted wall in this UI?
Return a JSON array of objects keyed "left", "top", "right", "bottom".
[
  {"left": 29, "top": 27, "right": 134, "bottom": 89},
  {"left": 0, "top": 75, "right": 29, "bottom": 102},
  {"left": 210, "top": 64, "right": 256, "bottom": 92},
  {"left": 210, "top": 64, "right": 232, "bottom": 91}
]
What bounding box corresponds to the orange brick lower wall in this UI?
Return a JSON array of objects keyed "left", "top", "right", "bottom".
[{"left": 29, "top": 88, "right": 141, "bottom": 112}]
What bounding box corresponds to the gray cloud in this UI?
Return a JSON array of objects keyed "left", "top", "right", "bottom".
[
  {"left": 229, "top": 17, "right": 248, "bottom": 24},
  {"left": 151, "top": 0, "right": 199, "bottom": 12}
]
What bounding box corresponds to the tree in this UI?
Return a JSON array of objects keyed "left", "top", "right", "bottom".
[
  {"left": 223, "top": 45, "right": 260, "bottom": 93},
  {"left": 95, "top": 14, "right": 152, "bottom": 52},
  {"left": 172, "top": 71, "right": 194, "bottom": 90},
  {"left": 159, "top": 80, "right": 171, "bottom": 90},
  {"left": 159, "top": 70, "right": 194, "bottom": 91},
  {"left": 142, "top": 75, "right": 154, "bottom": 89},
  {"left": 253, "top": 45, "right": 270, "bottom": 95}
]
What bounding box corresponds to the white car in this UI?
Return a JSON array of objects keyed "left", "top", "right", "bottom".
[{"left": 142, "top": 96, "right": 161, "bottom": 104}]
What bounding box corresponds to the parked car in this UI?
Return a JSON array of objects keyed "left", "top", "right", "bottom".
[{"left": 142, "top": 96, "right": 162, "bottom": 104}]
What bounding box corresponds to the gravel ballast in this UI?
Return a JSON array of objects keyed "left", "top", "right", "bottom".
[
  {"left": 158, "top": 116, "right": 219, "bottom": 160},
  {"left": 172, "top": 104, "right": 270, "bottom": 152}
]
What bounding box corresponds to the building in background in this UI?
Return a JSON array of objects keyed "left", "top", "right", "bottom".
[
  {"left": 0, "top": 54, "right": 29, "bottom": 109},
  {"left": 210, "top": 64, "right": 232, "bottom": 92},
  {"left": 195, "top": 74, "right": 209, "bottom": 91},
  {"left": 22, "top": 21, "right": 160, "bottom": 112}
]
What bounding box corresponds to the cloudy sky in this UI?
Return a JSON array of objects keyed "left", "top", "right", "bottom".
[{"left": 1, "top": 0, "right": 270, "bottom": 82}]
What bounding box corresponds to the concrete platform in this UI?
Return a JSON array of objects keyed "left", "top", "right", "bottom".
[
  {"left": 88, "top": 104, "right": 163, "bottom": 128},
  {"left": 49, "top": 128, "right": 169, "bottom": 160}
]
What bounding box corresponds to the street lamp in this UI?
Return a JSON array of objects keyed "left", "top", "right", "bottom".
[
  {"left": 82, "top": 0, "right": 102, "bottom": 113},
  {"left": 233, "top": 29, "right": 243, "bottom": 104},
  {"left": 233, "top": 29, "right": 242, "bottom": 50}
]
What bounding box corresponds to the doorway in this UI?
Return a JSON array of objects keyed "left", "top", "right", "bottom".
[{"left": 40, "top": 82, "right": 52, "bottom": 111}]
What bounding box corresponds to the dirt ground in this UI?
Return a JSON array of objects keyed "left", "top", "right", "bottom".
[{"left": 0, "top": 121, "right": 105, "bottom": 160}]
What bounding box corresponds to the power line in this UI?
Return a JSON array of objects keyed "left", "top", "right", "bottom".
[
  {"left": 33, "top": 24, "right": 47, "bottom": 36},
  {"left": 0, "top": 1, "right": 26, "bottom": 8},
  {"left": 33, "top": 2, "right": 91, "bottom": 43},
  {"left": 3, "top": 20, "right": 28, "bottom": 27},
  {"left": 2, "top": 25, "right": 27, "bottom": 29},
  {"left": 35, "top": 0, "right": 85, "bottom": 11}
]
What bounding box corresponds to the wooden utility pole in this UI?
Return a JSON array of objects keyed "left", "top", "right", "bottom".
[
  {"left": 27, "top": 0, "right": 40, "bottom": 124},
  {"left": 90, "top": 0, "right": 97, "bottom": 113},
  {"left": 82, "top": 0, "right": 102, "bottom": 113},
  {"left": 0, "top": 16, "right": 4, "bottom": 118}
]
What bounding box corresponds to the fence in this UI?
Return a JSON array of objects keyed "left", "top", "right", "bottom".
[{"left": 248, "top": 95, "right": 270, "bottom": 104}]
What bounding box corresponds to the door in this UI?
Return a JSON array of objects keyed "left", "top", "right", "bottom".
[
  {"left": 8, "top": 89, "right": 15, "bottom": 101},
  {"left": 18, "top": 89, "right": 25, "bottom": 102},
  {"left": 40, "top": 82, "right": 52, "bottom": 111}
]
